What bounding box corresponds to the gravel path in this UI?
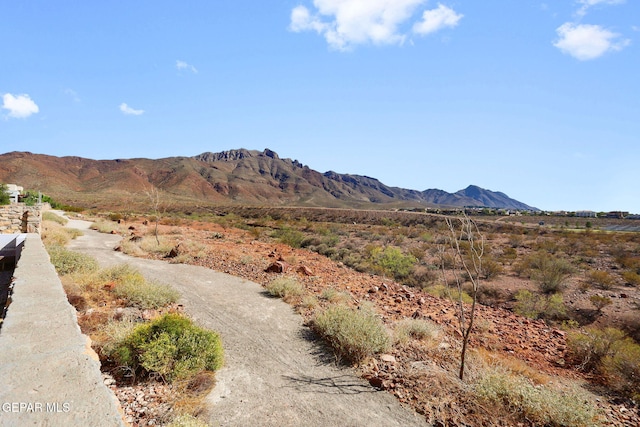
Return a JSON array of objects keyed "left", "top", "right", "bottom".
[{"left": 65, "top": 218, "right": 427, "bottom": 427}]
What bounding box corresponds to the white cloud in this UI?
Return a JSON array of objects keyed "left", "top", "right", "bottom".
[
  {"left": 289, "top": 0, "right": 462, "bottom": 50},
  {"left": 554, "top": 23, "right": 630, "bottom": 60},
  {"left": 2, "top": 93, "right": 39, "bottom": 119},
  {"left": 119, "top": 103, "right": 144, "bottom": 116},
  {"left": 413, "top": 4, "right": 463, "bottom": 35},
  {"left": 176, "top": 60, "right": 198, "bottom": 73},
  {"left": 576, "top": 0, "right": 625, "bottom": 17}
]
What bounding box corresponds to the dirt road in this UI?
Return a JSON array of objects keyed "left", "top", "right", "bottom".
[{"left": 65, "top": 218, "right": 427, "bottom": 427}]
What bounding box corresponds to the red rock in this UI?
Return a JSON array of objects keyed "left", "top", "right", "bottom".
[
  {"left": 380, "top": 354, "right": 397, "bottom": 363},
  {"left": 297, "top": 265, "right": 314, "bottom": 276},
  {"left": 265, "top": 261, "right": 288, "bottom": 273},
  {"left": 369, "top": 376, "right": 384, "bottom": 388}
]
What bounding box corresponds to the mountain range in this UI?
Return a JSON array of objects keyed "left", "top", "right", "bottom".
[{"left": 0, "top": 149, "right": 537, "bottom": 211}]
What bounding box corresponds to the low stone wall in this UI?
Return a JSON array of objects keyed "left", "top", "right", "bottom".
[
  {"left": 0, "top": 234, "right": 125, "bottom": 425},
  {"left": 0, "top": 204, "right": 42, "bottom": 234}
]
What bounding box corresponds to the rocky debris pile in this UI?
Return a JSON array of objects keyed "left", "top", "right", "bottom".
[{"left": 103, "top": 373, "right": 176, "bottom": 426}]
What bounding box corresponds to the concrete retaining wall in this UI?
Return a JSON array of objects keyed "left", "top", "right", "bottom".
[{"left": 0, "top": 234, "right": 125, "bottom": 426}]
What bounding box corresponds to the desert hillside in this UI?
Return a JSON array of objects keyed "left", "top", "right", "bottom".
[{"left": 0, "top": 149, "right": 537, "bottom": 211}]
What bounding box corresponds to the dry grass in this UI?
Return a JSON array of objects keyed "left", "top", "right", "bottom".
[
  {"left": 265, "top": 277, "right": 305, "bottom": 303},
  {"left": 393, "top": 318, "right": 442, "bottom": 345},
  {"left": 91, "top": 219, "right": 125, "bottom": 234},
  {"left": 313, "top": 303, "right": 391, "bottom": 364}
]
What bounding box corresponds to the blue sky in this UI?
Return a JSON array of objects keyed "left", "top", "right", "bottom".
[{"left": 1, "top": 1, "right": 638, "bottom": 213}]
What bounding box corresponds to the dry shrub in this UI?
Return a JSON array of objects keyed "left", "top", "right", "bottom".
[
  {"left": 320, "top": 287, "right": 351, "bottom": 304},
  {"left": 622, "top": 270, "right": 640, "bottom": 287},
  {"left": 619, "top": 312, "right": 640, "bottom": 343},
  {"left": 91, "top": 219, "right": 124, "bottom": 234},
  {"left": 516, "top": 252, "right": 574, "bottom": 293},
  {"left": 480, "top": 257, "right": 503, "bottom": 280},
  {"left": 476, "top": 285, "right": 511, "bottom": 307},
  {"left": 139, "top": 236, "right": 176, "bottom": 255},
  {"left": 47, "top": 246, "right": 100, "bottom": 276},
  {"left": 265, "top": 277, "right": 304, "bottom": 303},
  {"left": 42, "top": 220, "right": 82, "bottom": 247},
  {"left": 166, "top": 413, "right": 209, "bottom": 427},
  {"left": 313, "top": 303, "right": 390, "bottom": 364},
  {"left": 406, "top": 264, "right": 438, "bottom": 288},
  {"left": 567, "top": 326, "right": 640, "bottom": 400},
  {"left": 117, "top": 240, "right": 147, "bottom": 256},
  {"left": 477, "top": 349, "right": 551, "bottom": 386},
  {"left": 424, "top": 284, "right": 473, "bottom": 304},
  {"left": 171, "top": 371, "right": 217, "bottom": 423},
  {"left": 474, "top": 368, "right": 601, "bottom": 427},
  {"left": 41, "top": 211, "right": 66, "bottom": 224},
  {"left": 394, "top": 318, "right": 441, "bottom": 345},
  {"left": 587, "top": 270, "right": 617, "bottom": 290}
]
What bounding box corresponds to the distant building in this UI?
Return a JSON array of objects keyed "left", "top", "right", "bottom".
[
  {"left": 606, "top": 211, "right": 628, "bottom": 219},
  {"left": 5, "top": 184, "right": 23, "bottom": 204},
  {"left": 575, "top": 211, "right": 597, "bottom": 218}
]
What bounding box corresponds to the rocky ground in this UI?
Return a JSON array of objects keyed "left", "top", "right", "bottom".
[
  {"left": 69, "top": 214, "right": 640, "bottom": 426},
  {"left": 105, "top": 217, "right": 638, "bottom": 427}
]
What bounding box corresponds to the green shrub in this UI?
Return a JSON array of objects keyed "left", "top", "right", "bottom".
[
  {"left": 313, "top": 303, "right": 390, "bottom": 364},
  {"left": 475, "top": 368, "right": 600, "bottom": 426},
  {"left": 514, "top": 290, "right": 566, "bottom": 321},
  {"left": 589, "top": 295, "right": 612, "bottom": 313},
  {"left": 265, "top": 277, "right": 304, "bottom": 302},
  {"left": 47, "top": 246, "right": 99, "bottom": 276},
  {"left": 109, "top": 314, "right": 223, "bottom": 382},
  {"left": 271, "top": 227, "right": 305, "bottom": 248},
  {"left": 114, "top": 275, "right": 180, "bottom": 310},
  {"left": 370, "top": 246, "right": 417, "bottom": 280},
  {"left": 0, "top": 184, "right": 10, "bottom": 205}
]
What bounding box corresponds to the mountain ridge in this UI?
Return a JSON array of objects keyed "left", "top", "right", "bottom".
[{"left": 0, "top": 149, "right": 538, "bottom": 211}]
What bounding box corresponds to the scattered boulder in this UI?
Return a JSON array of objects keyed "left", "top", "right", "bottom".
[
  {"left": 380, "top": 354, "right": 397, "bottom": 363},
  {"left": 265, "top": 261, "right": 288, "bottom": 273},
  {"left": 297, "top": 265, "right": 314, "bottom": 276}
]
